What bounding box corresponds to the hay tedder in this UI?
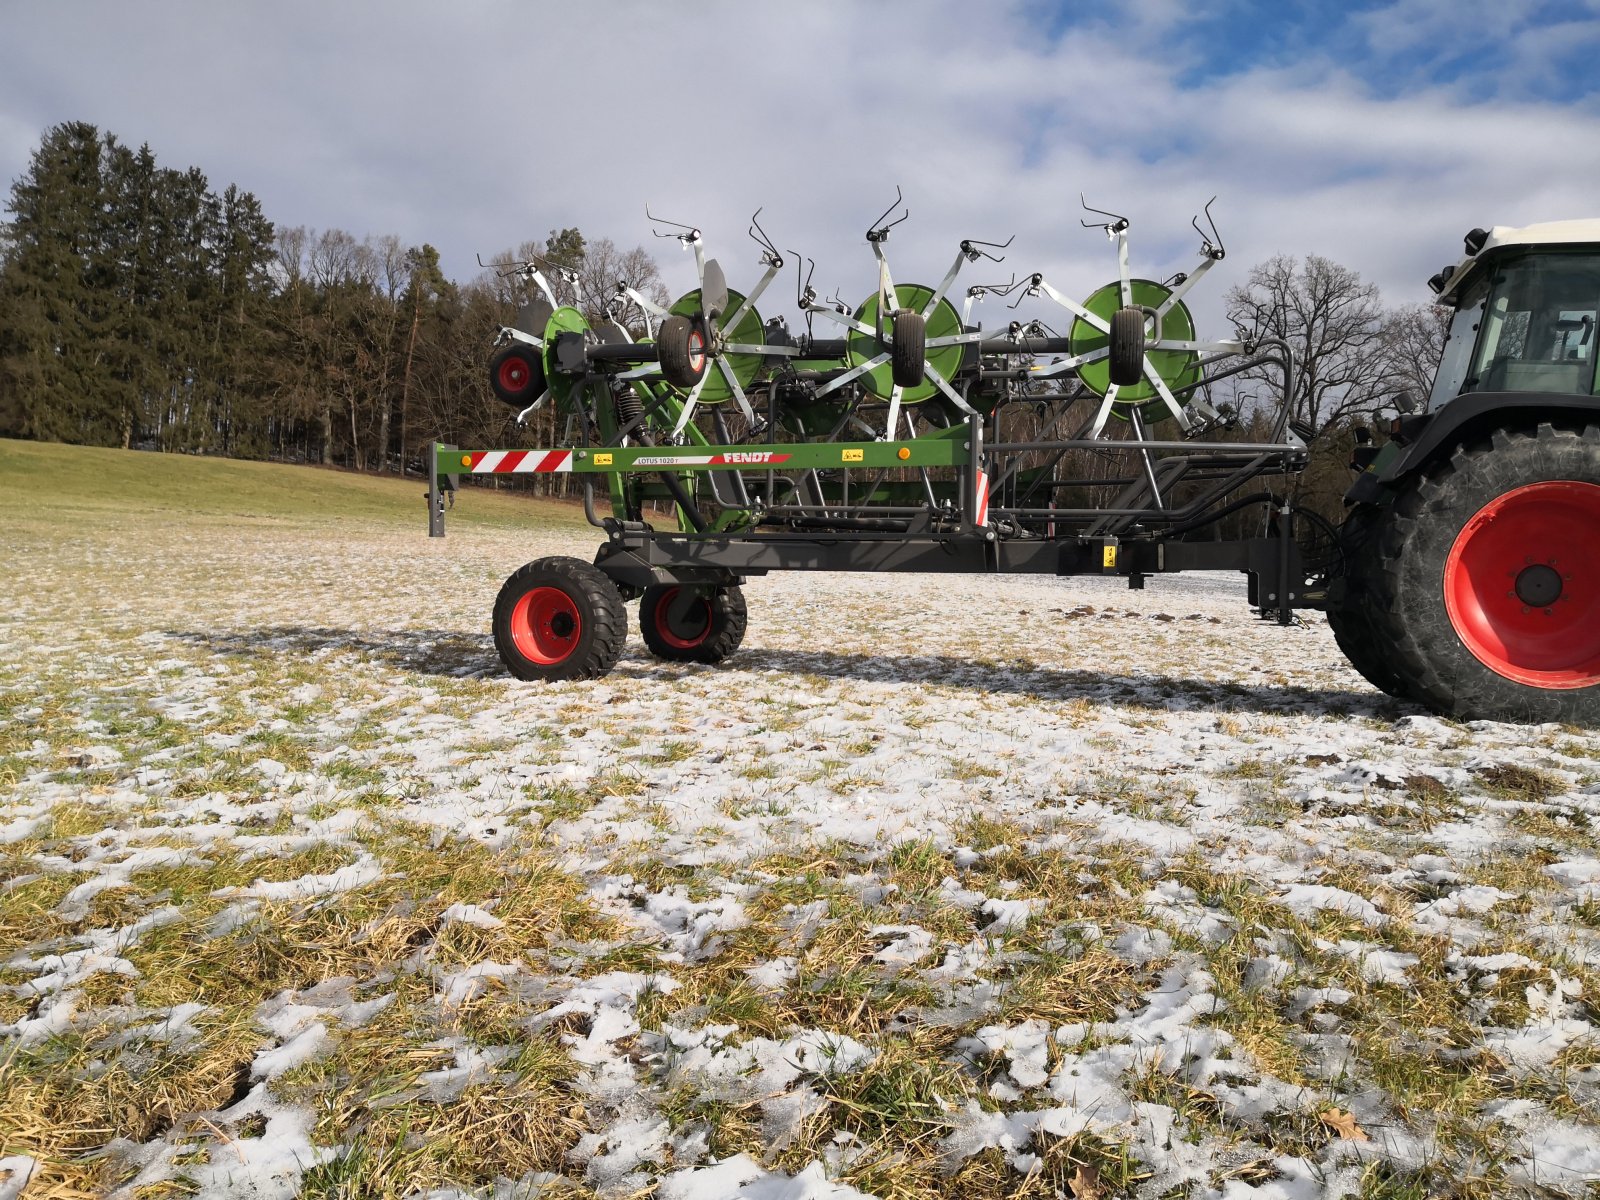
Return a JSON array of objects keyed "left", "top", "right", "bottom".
[{"left": 429, "top": 198, "right": 1600, "bottom": 726}]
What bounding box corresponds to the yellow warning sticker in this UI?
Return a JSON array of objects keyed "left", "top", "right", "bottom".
[
  {"left": 1102, "top": 545, "right": 1117, "bottom": 568},
  {"left": 842, "top": 448, "right": 865, "bottom": 463},
  {"left": 593, "top": 453, "right": 614, "bottom": 466}
]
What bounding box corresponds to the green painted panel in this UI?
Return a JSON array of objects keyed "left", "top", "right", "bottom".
[
  {"left": 438, "top": 434, "right": 964, "bottom": 478},
  {"left": 665, "top": 289, "right": 765, "bottom": 403},
  {"left": 542, "top": 306, "right": 590, "bottom": 412},
  {"left": 1068, "top": 279, "right": 1200, "bottom": 422},
  {"left": 845, "top": 284, "right": 965, "bottom": 403}
]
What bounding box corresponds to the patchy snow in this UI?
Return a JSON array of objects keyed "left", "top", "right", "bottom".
[{"left": 7, "top": 514, "right": 1600, "bottom": 1197}]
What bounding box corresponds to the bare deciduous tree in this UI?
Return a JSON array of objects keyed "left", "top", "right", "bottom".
[
  {"left": 480, "top": 230, "right": 670, "bottom": 333},
  {"left": 1380, "top": 302, "right": 1450, "bottom": 411},
  {"left": 1225, "top": 254, "right": 1389, "bottom": 436}
]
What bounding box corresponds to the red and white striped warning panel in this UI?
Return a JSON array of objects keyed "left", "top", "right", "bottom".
[
  {"left": 975, "top": 470, "right": 990, "bottom": 526},
  {"left": 464, "top": 450, "right": 573, "bottom": 474}
]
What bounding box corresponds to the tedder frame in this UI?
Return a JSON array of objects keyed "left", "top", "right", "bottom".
[{"left": 427, "top": 196, "right": 1600, "bottom": 726}]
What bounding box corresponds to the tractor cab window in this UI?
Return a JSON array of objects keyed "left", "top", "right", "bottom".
[
  {"left": 1431, "top": 279, "right": 1485, "bottom": 407},
  {"left": 1462, "top": 252, "right": 1600, "bottom": 397}
]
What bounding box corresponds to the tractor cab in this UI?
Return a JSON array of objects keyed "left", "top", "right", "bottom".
[{"left": 1429, "top": 220, "right": 1600, "bottom": 407}]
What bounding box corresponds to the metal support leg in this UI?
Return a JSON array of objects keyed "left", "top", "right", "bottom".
[
  {"left": 1276, "top": 502, "right": 1293, "bottom": 626},
  {"left": 427, "top": 441, "right": 454, "bottom": 538},
  {"left": 964, "top": 413, "right": 983, "bottom": 527}
]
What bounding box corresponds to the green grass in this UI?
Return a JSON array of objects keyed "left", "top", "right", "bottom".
[{"left": 0, "top": 437, "right": 590, "bottom": 532}]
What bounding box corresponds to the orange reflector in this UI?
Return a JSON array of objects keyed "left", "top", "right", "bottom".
[
  {"left": 461, "top": 454, "right": 473, "bottom": 467},
  {"left": 897, "top": 446, "right": 911, "bottom": 460}
]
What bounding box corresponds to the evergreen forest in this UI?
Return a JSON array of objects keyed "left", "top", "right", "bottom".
[{"left": 0, "top": 122, "right": 667, "bottom": 493}]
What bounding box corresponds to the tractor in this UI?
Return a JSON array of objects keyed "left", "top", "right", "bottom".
[{"left": 1329, "top": 220, "right": 1600, "bottom": 724}]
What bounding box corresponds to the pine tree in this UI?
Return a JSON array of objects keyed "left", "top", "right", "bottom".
[{"left": 0, "top": 122, "right": 117, "bottom": 443}]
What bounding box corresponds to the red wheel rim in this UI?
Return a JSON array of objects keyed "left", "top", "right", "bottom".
[
  {"left": 1444, "top": 480, "right": 1600, "bottom": 689},
  {"left": 653, "top": 587, "right": 712, "bottom": 650},
  {"left": 499, "top": 356, "right": 530, "bottom": 394},
  {"left": 509, "top": 586, "right": 582, "bottom": 664},
  {"left": 687, "top": 330, "right": 706, "bottom": 375}
]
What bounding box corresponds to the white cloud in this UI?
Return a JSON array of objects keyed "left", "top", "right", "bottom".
[{"left": 2, "top": 0, "right": 1598, "bottom": 339}]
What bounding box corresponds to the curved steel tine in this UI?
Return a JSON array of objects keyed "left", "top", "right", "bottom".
[
  {"left": 960, "top": 234, "right": 1015, "bottom": 263},
  {"left": 748, "top": 208, "right": 783, "bottom": 267},
  {"left": 1192, "top": 196, "right": 1225, "bottom": 259},
  {"left": 1080, "top": 194, "right": 1129, "bottom": 232},
  {"left": 645, "top": 203, "right": 699, "bottom": 242},
  {"left": 865, "top": 185, "right": 909, "bottom": 242}
]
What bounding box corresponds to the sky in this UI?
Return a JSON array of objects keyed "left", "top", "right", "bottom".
[{"left": 3, "top": 0, "right": 1600, "bottom": 336}]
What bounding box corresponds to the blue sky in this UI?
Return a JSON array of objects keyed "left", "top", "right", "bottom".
[{"left": 3, "top": 0, "right": 1598, "bottom": 334}]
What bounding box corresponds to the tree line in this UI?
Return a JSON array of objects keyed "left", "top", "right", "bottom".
[
  {"left": 0, "top": 122, "right": 667, "bottom": 492},
  {"left": 0, "top": 122, "right": 1445, "bottom": 518}
]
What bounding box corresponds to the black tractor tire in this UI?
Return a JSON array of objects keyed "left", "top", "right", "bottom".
[
  {"left": 1365, "top": 423, "right": 1600, "bottom": 725},
  {"left": 1108, "top": 307, "right": 1146, "bottom": 388},
  {"left": 657, "top": 314, "right": 710, "bottom": 389},
  {"left": 488, "top": 343, "right": 546, "bottom": 409},
  {"left": 1327, "top": 504, "right": 1416, "bottom": 701},
  {"left": 890, "top": 309, "right": 927, "bottom": 388},
  {"left": 493, "top": 557, "right": 627, "bottom": 681},
  {"left": 639, "top": 583, "right": 747, "bottom": 664}
]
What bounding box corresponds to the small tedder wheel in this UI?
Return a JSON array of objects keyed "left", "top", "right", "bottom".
[
  {"left": 1108, "top": 307, "right": 1147, "bottom": 388},
  {"left": 890, "top": 309, "right": 927, "bottom": 388},
  {"left": 639, "top": 584, "right": 747, "bottom": 664},
  {"left": 1365, "top": 423, "right": 1600, "bottom": 724},
  {"left": 488, "top": 343, "right": 546, "bottom": 409},
  {"left": 657, "top": 314, "right": 710, "bottom": 389},
  {"left": 493, "top": 557, "right": 627, "bottom": 681}
]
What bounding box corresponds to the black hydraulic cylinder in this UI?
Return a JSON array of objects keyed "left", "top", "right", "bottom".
[{"left": 587, "top": 343, "right": 661, "bottom": 364}]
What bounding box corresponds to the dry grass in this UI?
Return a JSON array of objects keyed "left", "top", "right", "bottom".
[{"left": 6, "top": 444, "right": 1600, "bottom": 1196}]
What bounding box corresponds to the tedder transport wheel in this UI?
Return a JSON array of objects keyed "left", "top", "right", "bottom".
[
  {"left": 639, "top": 584, "right": 747, "bottom": 664},
  {"left": 493, "top": 557, "right": 627, "bottom": 681},
  {"left": 1327, "top": 505, "right": 1414, "bottom": 701},
  {"left": 656, "top": 314, "right": 710, "bottom": 389},
  {"left": 488, "top": 344, "right": 546, "bottom": 408},
  {"left": 891, "top": 310, "right": 927, "bottom": 388},
  {"left": 1365, "top": 423, "right": 1600, "bottom": 724},
  {"left": 1108, "top": 306, "right": 1147, "bottom": 388}
]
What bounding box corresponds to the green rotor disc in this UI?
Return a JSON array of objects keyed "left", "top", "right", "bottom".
[
  {"left": 542, "top": 305, "right": 590, "bottom": 413},
  {"left": 1068, "top": 279, "right": 1200, "bottom": 422},
  {"left": 666, "top": 289, "right": 764, "bottom": 402},
  {"left": 846, "top": 284, "right": 964, "bottom": 403}
]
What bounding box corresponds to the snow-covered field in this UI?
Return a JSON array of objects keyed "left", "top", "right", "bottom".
[{"left": 5, "top": 499, "right": 1600, "bottom": 1199}]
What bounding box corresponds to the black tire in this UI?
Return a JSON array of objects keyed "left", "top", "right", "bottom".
[
  {"left": 639, "top": 584, "right": 747, "bottom": 664},
  {"left": 1327, "top": 505, "right": 1416, "bottom": 700},
  {"left": 1365, "top": 423, "right": 1600, "bottom": 725},
  {"left": 1108, "top": 307, "right": 1146, "bottom": 388},
  {"left": 488, "top": 344, "right": 546, "bottom": 409},
  {"left": 657, "top": 314, "right": 709, "bottom": 389},
  {"left": 891, "top": 310, "right": 926, "bottom": 388},
  {"left": 492, "top": 557, "right": 627, "bottom": 681}
]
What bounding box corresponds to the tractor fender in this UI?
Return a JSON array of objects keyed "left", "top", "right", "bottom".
[{"left": 1345, "top": 391, "right": 1600, "bottom": 504}]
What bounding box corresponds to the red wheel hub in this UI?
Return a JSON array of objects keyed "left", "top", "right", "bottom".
[
  {"left": 499, "top": 357, "right": 530, "bottom": 393},
  {"left": 1444, "top": 480, "right": 1600, "bottom": 689},
  {"left": 687, "top": 330, "right": 706, "bottom": 374},
  {"left": 654, "top": 587, "right": 712, "bottom": 649},
  {"left": 509, "top": 586, "right": 582, "bottom": 664}
]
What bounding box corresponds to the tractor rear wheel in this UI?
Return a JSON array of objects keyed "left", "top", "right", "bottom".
[
  {"left": 657, "top": 314, "right": 710, "bottom": 389},
  {"left": 1365, "top": 423, "right": 1600, "bottom": 724},
  {"left": 493, "top": 557, "right": 627, "bottom": 681},
  {"left": 1327, "top": 505, "right": 1414, "bottom": 700},
  {"left": 639, "top": 583, "right": 747, "bottom": 664},
  {"left": 488, "top": 343, "right": 546, "bottom": 409}
]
